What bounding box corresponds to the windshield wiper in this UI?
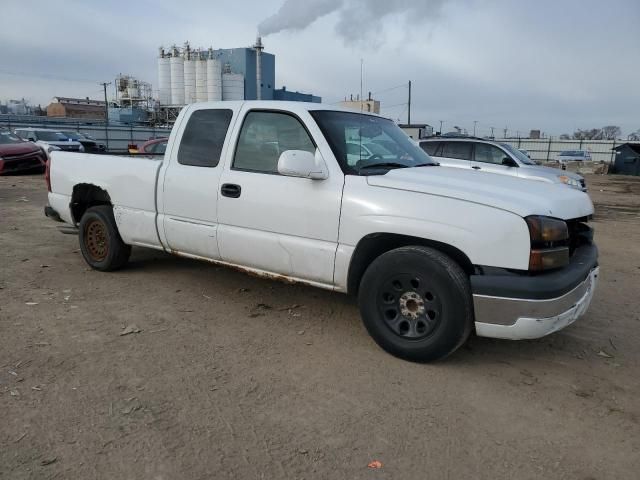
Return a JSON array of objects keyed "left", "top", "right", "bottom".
[{"left": 358, "top": 162, "right": 412, "bottom": 170}]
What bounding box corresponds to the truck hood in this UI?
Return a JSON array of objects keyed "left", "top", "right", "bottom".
[{"left": 366, "top": 166, "right": 594, "bottom": 219}]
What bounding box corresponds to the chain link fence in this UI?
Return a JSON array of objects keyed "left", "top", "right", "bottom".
[
  {"left": 497, "top": 138, "right": 619, "bottom": 164},
  {"left": 0, "top": 114, "right": 171, "bottom": 153}
]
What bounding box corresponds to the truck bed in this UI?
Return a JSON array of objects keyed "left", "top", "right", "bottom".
[{"left": 48, "top": 151, "right": 164, "bottom": 247}]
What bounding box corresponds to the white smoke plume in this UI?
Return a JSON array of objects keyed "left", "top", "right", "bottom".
[
  {"left": 258, "top": 0, "right": 451, "bottom": 44},
  {"left": 258, "top": 0, "right": 344, "bottom": 36}
]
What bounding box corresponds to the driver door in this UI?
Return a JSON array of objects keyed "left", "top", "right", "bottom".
[
  {"left": 217, "top": 108, "right": 344, "bottom": 285},
  {"left": 472, "top": 143, "right": 518, "bottom": 177}
]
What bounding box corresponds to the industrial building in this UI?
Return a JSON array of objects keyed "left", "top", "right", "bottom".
[
  {"left": 339, "top": 94, "right": 381, "bottom": 114},
  {"left": 46, "top": 97, "right": 106, "bottom": 120},
  {"left": 156, "top": 38, "right": 320, "bottom": 122}
]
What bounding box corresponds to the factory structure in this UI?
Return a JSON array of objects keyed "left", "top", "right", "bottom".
[{"left": 156, "top": 38, "right": 321, "bottom": 123}]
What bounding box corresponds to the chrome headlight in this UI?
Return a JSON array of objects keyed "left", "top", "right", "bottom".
[
  {"left": 78, "top": 144, "right": 85, "bottom": 152},
  {"left": 47, "top": 145, "right": 61, "bottom": 153},
  {"left": 557, "top": 175, "right": 581, "bottom": 188}
]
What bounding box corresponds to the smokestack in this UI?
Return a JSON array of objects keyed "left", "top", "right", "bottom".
[{"left": 253, "top": 36, "right": 264, "bottom": 100}]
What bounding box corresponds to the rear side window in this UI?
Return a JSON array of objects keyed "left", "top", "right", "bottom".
[
  {"left": 442, "top": 142, "right": 472, "bottom": 161},
  {"left": 178, "top": 109, "right": 233, "bottom": 167},
  {"left": 421, "top": 141, "right": 442, "bottom": 156}
]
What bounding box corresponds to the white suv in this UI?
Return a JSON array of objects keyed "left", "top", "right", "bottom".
[{"left": 420, "top": 137, "right": 586, "bottom": 191}]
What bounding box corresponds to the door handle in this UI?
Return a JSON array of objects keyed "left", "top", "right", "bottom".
[
  {"left": 221, "top": 183, "right": 241, "bottom": 198},
  {"left": 472, "top": 166, "right": 481, "bottom": 170}
]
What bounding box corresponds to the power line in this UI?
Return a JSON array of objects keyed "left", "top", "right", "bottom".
[{"left": 371, "top": 83, "right": 408, "bottom": 96}]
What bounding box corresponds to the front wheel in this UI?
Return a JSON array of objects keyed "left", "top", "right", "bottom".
[
  {"left": 79, "top": 205, "right": 131, "bottom": 271},
  {"left": 358, "top": 246, "right": 473, "bottom": 362}
]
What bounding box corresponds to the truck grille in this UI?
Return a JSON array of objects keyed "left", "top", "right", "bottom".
[
  {"left": 567, "top": 218, "right": 593, "bottom": 255},
  {"left": 58, "top": 144, "right": 81, "bottom": 152}
]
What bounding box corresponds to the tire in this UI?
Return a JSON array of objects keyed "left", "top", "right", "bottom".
[
  {"left": 358, "top": 246, "right": 473, "bottom": 362},
  {"left": 78, "top": 205, "right": 131, "bottom": 271}
]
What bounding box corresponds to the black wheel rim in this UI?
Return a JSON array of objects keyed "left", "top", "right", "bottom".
[{"left": 376, "top": 273, "right": 442, "bottom": 340}]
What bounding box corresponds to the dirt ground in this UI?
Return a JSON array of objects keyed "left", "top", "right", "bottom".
[{"left": 1, "top": 172, "right": 639, "bottom": 480}]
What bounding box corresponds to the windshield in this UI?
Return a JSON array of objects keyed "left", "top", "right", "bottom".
[
  {"left": 0, "top": 131, "right": 25, "bottom": 145},
  {"left": 36, "top": 131, "right": 70, "bottom": 142},
  {"left": 62, "top": 131, "right": 82, "bottom": 140},
  {"left": 501, "top": 143, "right": 535, "bottom": 165},
  {"left": 310, "top": 110, "right": 437, "bottom": 174}
]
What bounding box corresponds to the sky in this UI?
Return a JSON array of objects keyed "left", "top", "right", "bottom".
[{"left": 0, "top": 0, "right": 638, "bottom": 137}]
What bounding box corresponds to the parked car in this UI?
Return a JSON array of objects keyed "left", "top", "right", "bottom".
[
  {"left": 346, "top": 141, "right": 395, "bottom": 164},
  {"left": 44, "top": 101, "right": 598, "bottom": 362},
  {"left": 61, "top": 131, "right": 106, "bottom": 153},
  {"left": 0, "top": 129, "right": 47, "bottom": 174},
  {"left": 420, "top": 137, "right": 586, "bottom": 191},
  {"left": 139, "top": 137, "right": 168, "bottom": 154},
  {"left": 14, "top": 128, "right": 84, "bottom": 153},
  {"left": 557, "top": 150, "right": 592, "bottom": 163}
]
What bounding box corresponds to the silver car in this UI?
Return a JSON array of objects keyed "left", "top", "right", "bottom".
[
  {"left": 557, "top": 150, "right": 592, "bottom": 163},
  {"left": 420, "top": 137, "right": 586, "bottom": 191}
]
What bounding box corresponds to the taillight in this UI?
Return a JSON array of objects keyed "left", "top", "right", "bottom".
[{"left": 45, "top": 157, "right": 52, "bottom": 192}]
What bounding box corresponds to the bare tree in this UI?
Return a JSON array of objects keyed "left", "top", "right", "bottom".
[
  {"left": 572, "top": 129, "right": 602, "bottom": 140},
  {"left": 627, "top": 129, "right": 640, "bottom": 141},
  {"left": 559, "top": 133, "right": 571, "bottom": 140},
  {"left": 601, "top": 125, "right": 621, "bottom": 140}
]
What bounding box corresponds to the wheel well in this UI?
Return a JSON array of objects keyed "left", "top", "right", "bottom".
[
  {"left": 70, "top": 184, "right": 112, "bottom": 224},
  {"left": 346, "top": 233, "right": 474, "bottom": 296}
]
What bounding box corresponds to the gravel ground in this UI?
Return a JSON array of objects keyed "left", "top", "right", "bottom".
[{"left": 1, "top": 173, "right": 639, "bottom": 480}]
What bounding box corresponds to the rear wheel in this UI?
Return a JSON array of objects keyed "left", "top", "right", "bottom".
[
  {"left": 79, "top": 205, "right": 130, "bottom": 271},
  {"left": 358, "top": 246, "right": 473, "bottom": 362}
]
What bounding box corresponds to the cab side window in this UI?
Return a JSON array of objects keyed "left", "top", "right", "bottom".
[
  {"left": 178, "top": 109, "right": 233, "bottom": 167},
  {"left": 233, "top": 111, "right": 315, "bottom": 174},
  {"left": 474, "top": 143, "right": 508, "bottom": 165},
  {"left": 442, "top": 142, "right": 472, "bottom": 161}
]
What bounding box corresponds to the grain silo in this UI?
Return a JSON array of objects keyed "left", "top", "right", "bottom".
[
  {"left": 206, "top": 49, "right": 222, "bottom": 102},
  {"left": 157, "top": 47, "right": 171, "bottom": 105},
  {"left": 195, "top": 52, "right": 208, "bottom": 103},
  {"left": 222, "top": 63, "right": 244, "bottom": 101},
  {"left": 169, "top": 46, "right": 184, "bottom": 105}
]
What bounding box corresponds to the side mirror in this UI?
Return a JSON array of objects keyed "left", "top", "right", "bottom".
[
  {"left": 277, "top": 149, "right": 328, "bottom": 180},
  {"left": 502, "top": 157, "right": 518, "bottom": 167}
]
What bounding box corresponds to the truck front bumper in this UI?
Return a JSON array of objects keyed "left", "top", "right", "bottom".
[{"left": 471, "top": 245, "right": 599, "bottom": 340}]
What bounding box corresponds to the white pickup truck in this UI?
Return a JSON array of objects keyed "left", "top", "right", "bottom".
[{"left": 45, "top": 101, "right": 599, "bottom": 362}]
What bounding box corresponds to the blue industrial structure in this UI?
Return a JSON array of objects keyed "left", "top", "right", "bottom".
[
  {"left": 213, "top": 47, "right": 320, "bottom": 103},
  {"left": 274, "top": 87, "right": 321, "bottom": 104}
]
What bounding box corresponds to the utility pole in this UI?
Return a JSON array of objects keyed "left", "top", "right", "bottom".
[
  {"left": 99, "top": 82, "right": 111, "bottom": 150},
  {"left": 360, "top": 58, "right": 364, "bottom": 112},
  {"left": 99, "top": 82, "right": 111, "bottom": 124},
  {"left": 490, "top": 126, "right": 495, "bottom": 138},
  {"left": 407, "top": 80, "right": 412, "bottom": 125},
  {"left": 503, "top": 126, "right": 508, "bottom": 138},
  {"left": 473, "top": 120, "right": 478, "bottom": 137},
  {"left": 439, "top": 120, "right": 443, "bottom": 135}
]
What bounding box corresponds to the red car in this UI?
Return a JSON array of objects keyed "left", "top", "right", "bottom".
[
  {"left": 0, "top": 129, "right": 47, "bottom": 175},
  {"left": 139, "top": 137, "right": 168, "bottom": 154}
]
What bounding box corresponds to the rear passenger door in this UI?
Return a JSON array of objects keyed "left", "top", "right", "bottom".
[{"left": 158, "top": 106, "right": 235, "bottom": 259}]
